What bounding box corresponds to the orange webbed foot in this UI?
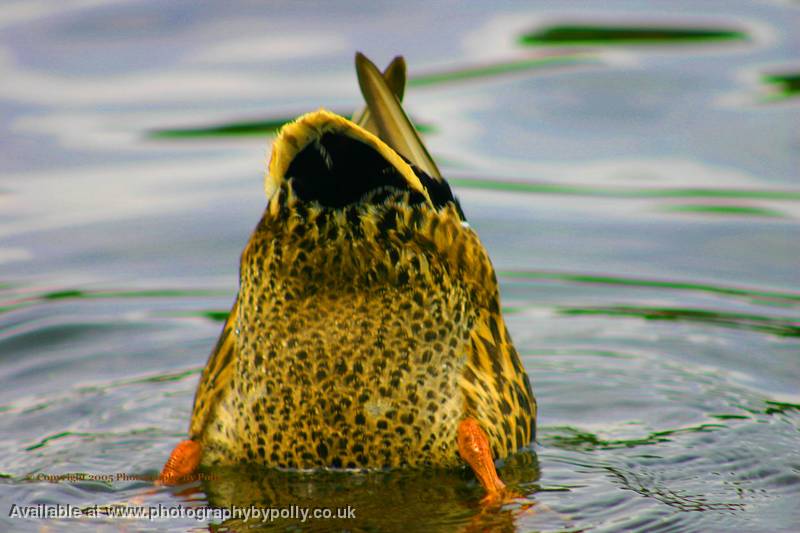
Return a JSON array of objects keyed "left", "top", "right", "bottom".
[
  {"left": 158, "top": 439, "right": 202, "bottom": 485},
  {"left": 457, "top": 418, "right": 509, "bottom": 503}
]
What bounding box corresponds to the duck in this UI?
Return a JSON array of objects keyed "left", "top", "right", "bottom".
[{"left": 160, "top": 52, "right": 536, "bottom": 500}]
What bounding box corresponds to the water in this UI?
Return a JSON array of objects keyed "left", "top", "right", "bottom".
[{"left": 1, "top": 1, "right": 798, "bottom": 531}]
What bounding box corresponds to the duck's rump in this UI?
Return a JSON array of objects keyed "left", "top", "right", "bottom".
[
  {"left": 199, "top": 277, "right": 474, "bottom": 469},
  {"left": 190, "top": 152, "right": 536, "bottom": 467}
]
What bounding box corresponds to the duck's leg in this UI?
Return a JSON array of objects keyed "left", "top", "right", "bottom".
[
  {"left": 457, "top": 418, "right": 506, "bottom": 499},
  {"left": 158, "top": 440, "right": 202, "bottom": 485}
]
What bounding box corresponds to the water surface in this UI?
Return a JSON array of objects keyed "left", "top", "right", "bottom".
[{"left": 1, "top": 1, "right": 798, "bottom": 531}]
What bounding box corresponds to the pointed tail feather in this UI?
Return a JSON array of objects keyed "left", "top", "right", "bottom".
[{"left": 355, "top": 52, "right": 442, "bottom": 181}]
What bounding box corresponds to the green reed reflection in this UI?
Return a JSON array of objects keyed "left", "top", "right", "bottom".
[
  {"left": 559, "top": 305, "right": 800, "bottom": 337},
  {"left": 449, "top": 176, "right": 800, "bottom": 201},
  {"left": 661, "top": 204, "right": 785, "bottom": 217},
  {"left": 499, "top": 270, "right": 800, "bottom": 305},
  {"left": 543, "top": 423, "right": 726, "bottom": 452},
  {"left": 762, "top": 71, "right": 800, "bottom": 101},
  {"left": 520, "top": 25, "right": 747, "bottom": 46},
  {"left": 149, "top": 114, "right": 434, "bottom": 139}
]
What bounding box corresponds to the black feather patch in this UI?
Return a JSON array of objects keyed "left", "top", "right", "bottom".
[{"left": 287, "top": 132, "right": 426, "bottom": 208}]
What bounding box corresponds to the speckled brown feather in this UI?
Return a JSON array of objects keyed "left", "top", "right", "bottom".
[
  {"left": 188, "top": 81, "right": 535, "bottom": 470},
  {"left": 190, "top": 300, "right": 238, "bottom": 438}
]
